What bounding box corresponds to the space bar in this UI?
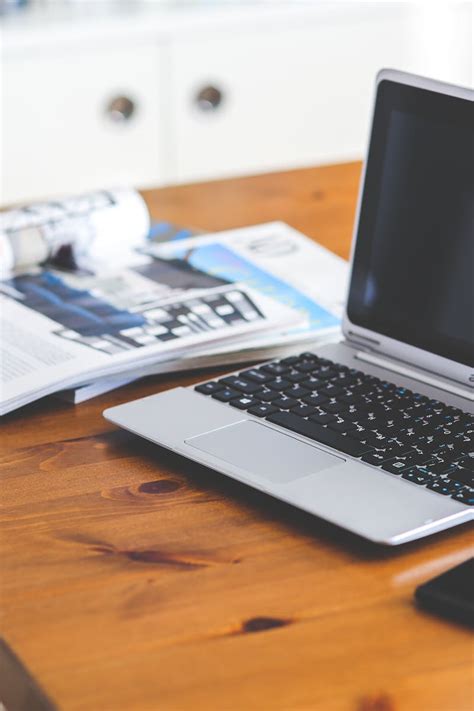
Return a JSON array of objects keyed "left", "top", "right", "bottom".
[{"left": 266, "top": 411, "right": 370, "bottom": 457}]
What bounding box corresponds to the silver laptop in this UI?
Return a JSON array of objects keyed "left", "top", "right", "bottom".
[{"left": 104, "top": 69, "right": 473, "bottom": 545}]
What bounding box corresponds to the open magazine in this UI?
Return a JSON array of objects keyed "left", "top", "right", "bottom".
[
  {"left": 0, "top": 190, "right": 348, "bottom": 414},
  {"left": 59, "top": 223, "right": 349, "bottom": 403}
]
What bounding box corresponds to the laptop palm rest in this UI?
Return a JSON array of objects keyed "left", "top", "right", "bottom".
[{"left": 185, "top": 420, "right": 341, "bottom": 484}]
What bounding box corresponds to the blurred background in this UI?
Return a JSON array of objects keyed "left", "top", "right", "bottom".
[{"left": 0, "top": 0, "right": 472, "bottom": 206}]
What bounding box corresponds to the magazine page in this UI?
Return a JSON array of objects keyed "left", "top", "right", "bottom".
[
  {"left": 144, "top": 221, "right": 349, "bottom": 349},
  {"left": 57, "top": 222, "right": 350, "bottom": 405},
  {"left": 0, "top": 256, "right": 302, "bottom": 415}
]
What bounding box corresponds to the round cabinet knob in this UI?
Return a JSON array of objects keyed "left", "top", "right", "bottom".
[
  {"left": 194, "top": 85, "right": 224, "bottom": 112},
  {"left": 105, "top": 96, "right": 136, "bottom": 123}
]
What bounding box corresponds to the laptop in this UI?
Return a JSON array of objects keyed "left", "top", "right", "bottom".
[{"left": 104, "top": 69, "right": 473, "bottom": 545}]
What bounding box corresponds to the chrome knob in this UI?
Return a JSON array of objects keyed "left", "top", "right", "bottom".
[
  {"left": 105, "top": 96, "right": 136, "bottom": 123},
  {"left": 194, "top": 85, "right": 224, "bottom": 112}
]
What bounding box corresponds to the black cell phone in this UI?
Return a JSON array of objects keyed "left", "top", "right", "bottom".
[{"left": 415, "top": 558, "right": 474, "bottom": 627}]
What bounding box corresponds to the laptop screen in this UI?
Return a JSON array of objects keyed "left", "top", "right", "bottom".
[{"left": 347, "top": 78, "right": 473, "bottom": 367}]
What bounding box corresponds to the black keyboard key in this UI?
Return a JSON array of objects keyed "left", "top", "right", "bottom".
[
  {"left": 322, "top": 401, "right": 346, "bottom": 415},
  {"left": 272, "top": 396, "right": 299, "bottom": 410},
  {"left": 398, "top": 451, "right": 434, "bottom": 467},
  {"left": 310, "top": 412, "right": 337, "bottom": 425},
  {"left": 382, "top": 417, "right": 415, "bottom": 434},
  {"left": 195, "top": 381, "right": 224, "bottom": 395},
  {"left": 248, "top": 403, "right": 279, "bottom": 417},
  {"left": 427, "top": 481, "right": 457, "bottom": 496},
  {"left": 451, "top": 490, "right": 474, "bottom": 505},
  {"left": 361, "top": 450, "right": 400, "bottom": 465},
  {"left": 454, "top": 455, "right": 474, "bottom": 472},
  {"left": 423, "top": 460, "right": 456, "bottom": 477},
  {"left": 362, "top": 408, "right": 390, "bottom": 423},
  {"left": 255, "top": 389, "right": 279, "bottom": 402},
  {"left": 360, "top": 452, "right": 385, "bottom": 466},
  {"left": 402, "top": 468, "right": 430, "bottom": 485},
  {"left": 442, "top": 442, "right": 472, "bottom": 460},
  {"left": 394, "top": 387, "right": 413, "bottom": 398},
  {"left": 339, "top": 393, "right": 359, "bottom": 405},
  {"left": 319, "top": 358, "right": 336, "bottom": 367},
  {"left": 336, "top": 374, "right": 356, "bottom": 386},
  {"left": 286, "top": 370, "right": 308, "bottom": 383},
  {"left": 387, "top": 443, "right": 417, "bottom": 456},
  {"left": 321, "top": 383, "right": 343, "bottom": 397},
  {"left": 300, "top": 352, "right": 319, "bottom": 361},
  {"left": 448, "top": 419, "right": 471, "bottom": 434},
  {"left": 267, "top": 378, "right": 291, "bottom": 391},
  {"left": 291, "top": 404, "right": 317, "bottom": 417},
  {"left": 229, "top": 396, "right": 259, "bottom": 410},
  {"left": 261, "top": 363, "right": 289, "bottom": 376},
  {"left": 447, "top": 467, "right": 474, "bottom": 487},
  {"left": 301, "top": 376, "right": 324, "bottom": 389},
  {"left": 280, "top": 356, "right": 300, "bottom": 366},
  {"left": 327, "top": 420, "right": 357, "bottom": 434},
  {"left": 428, "top": 433, "right": 466, "bottom": 453},
  {"left": 303, "top": 394, "right": 328, "bottom": 407},
  {"left": 315, "top": 369, "right": 338, "bottom": 380},
  {"left": 414, "top": 438, "right": 444, "bottom": 455},
  {"left": 457, "top": 432, "right": 473, "bottom": 449},
  {"left": 344, "top": 405, "right": 360, "bottom": 418},
  {"left": 446, "top": 406, "right": 466, "bottom": 418},
  {"left": 355, "top": 417, "right": 379, "bottom": 431},
  {"left": 424, "top": 414, "right": 449, "bottom": 429},
  {"left": 348, "top": 382, "right": 369, "bottom": 395},
  {"left": 381, "top": 459, "right": 410, "bottom": 475},
  {"left": 220, "top": 376, "right": 261, "bottom": 395},
  {"left": 363, "top": 432, "right": 392, "bottom": 450},
  {"left": 347, "top": 427, "right": 368, "bottom": 441},
  {"left": 295, "top": 361, "right": 319, "bottom": 373},
  {"left": 266, "top": 411, "right": 373, "bottom": 456},
  {"left": 240, "top": 368, "right": 271, "bottom": 385},
  {"left": 442, "top": 443, "right": 471, "bottom": 459},
  {"left": 284, "top": 384, "right": 310, "bottom": 399},
  {"left": 212, "top": 387, "right": 240, "bottom": 402},
  {"left": 442, "top": 478, "right": 464, "bottom": 492}
]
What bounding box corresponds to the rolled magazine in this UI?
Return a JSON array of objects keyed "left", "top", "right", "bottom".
[{"left": 0, "top": 188, "right": 150, "bottom": 277}]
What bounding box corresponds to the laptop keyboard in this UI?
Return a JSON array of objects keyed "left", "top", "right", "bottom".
[{"left": 194, "top": 352, "right": 474, "bottom": 506}]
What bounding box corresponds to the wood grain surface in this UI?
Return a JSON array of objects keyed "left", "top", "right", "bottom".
[{"left": 1, "top": 163, "right": 472, "bottom": 711}]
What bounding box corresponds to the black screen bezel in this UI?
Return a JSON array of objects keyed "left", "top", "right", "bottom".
[{"left": 347, "top": 79, "right": 473, "bottom": 367}]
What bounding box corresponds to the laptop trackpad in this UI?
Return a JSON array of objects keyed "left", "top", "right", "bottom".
[{"left": 185, "top": 420, "right": 341, "bottom": 484}]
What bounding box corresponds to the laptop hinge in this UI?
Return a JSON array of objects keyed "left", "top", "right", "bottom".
[
  {"left": 346, "top": 330, "right": 381, "bottom": 347},
  {"left": 355, "top": 350, "right": 474, "bottom": 402}
]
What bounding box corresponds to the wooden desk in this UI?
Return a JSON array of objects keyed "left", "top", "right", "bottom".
[{"left": 1, "top": 163, "right": 472, "bottom": 711}]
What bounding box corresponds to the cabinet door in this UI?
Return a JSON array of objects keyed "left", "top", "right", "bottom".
[
  {"left": 2, "top": 43, "right": 163, "bottom": 205},
  {"left": 168, "top": 10, "right": 417, "bottom": 182}
]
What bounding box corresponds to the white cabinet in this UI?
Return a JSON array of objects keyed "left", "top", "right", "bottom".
[
  {"left": 169, "top": 11, "right": 415, "bottom": 182},
  {"left": 1, "top": 43, "right": 164, "bottom": 204},
  {"left": 1, "top": 2, "right": 471, "bottom": 205}
]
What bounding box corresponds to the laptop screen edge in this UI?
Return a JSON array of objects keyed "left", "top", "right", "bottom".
[{"left": 342, "top": 68, "right": 474, "bottom": 391}]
